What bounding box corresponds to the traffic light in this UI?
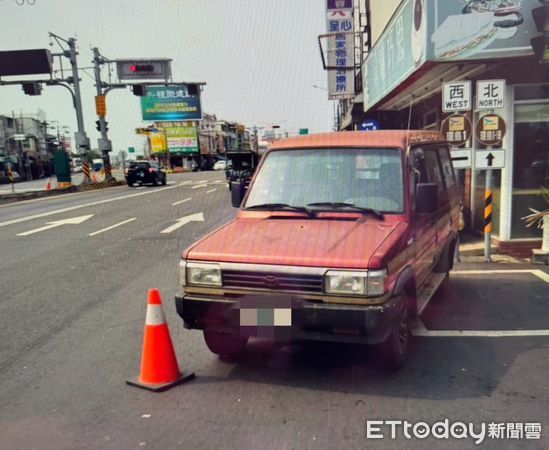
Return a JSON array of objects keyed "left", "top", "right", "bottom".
[
  {"left": 132, "top": 84, "right": 147, "bottom": 96},
  {"left": 21, "top": 82, "right": 42, "bottom": 96},
  {"left": 95, "top": 120, "right": 108, "bottom": 132},
  {"left": 531, "top": 1, "right": 549, "bottom": 63},
  {"left": 187, "top": 83, "right": 199, "bottom": 96},
  {"left": 130, "top": 63, "right": 154, "bottom": 73}
]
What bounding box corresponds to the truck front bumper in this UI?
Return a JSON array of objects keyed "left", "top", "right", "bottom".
[{"left": 175, "top": 293, "right": 405, "bottom": 345}]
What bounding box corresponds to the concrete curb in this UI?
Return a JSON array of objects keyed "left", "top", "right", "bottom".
[{"left": 0, "top": 179, "right": 125, "bottom": 205}]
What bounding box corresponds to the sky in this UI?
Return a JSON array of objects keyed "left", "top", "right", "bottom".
[{"left": 0, "top": 0, "right": 333, "bottom": 156}]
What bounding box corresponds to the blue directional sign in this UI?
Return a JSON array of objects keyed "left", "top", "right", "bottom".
[{"left": 360, "top": 119, "right": 381, "bottom": 131}]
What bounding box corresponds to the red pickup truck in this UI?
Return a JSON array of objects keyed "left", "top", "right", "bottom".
[{"left": 176, "top": 131, "right": 460, "bottom": 369}]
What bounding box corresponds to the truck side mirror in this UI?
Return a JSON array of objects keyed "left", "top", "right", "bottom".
[
  {"left": 231, "top": 180, "right": 246, "bottom": 208},
  {"left": 416, "top": 183, "right": 437, "bottom": 213}
]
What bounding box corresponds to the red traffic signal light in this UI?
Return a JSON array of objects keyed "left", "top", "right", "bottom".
[{"left": 130, "top": 64, "right": 154, "bottom": 73}]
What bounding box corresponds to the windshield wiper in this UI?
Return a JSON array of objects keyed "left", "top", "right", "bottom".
[
  {"left": 245, "top": 203, "right": 313, "bottom": 216},
  {"left": 305, "top": 202, "right": 384, "bottom": 220}
]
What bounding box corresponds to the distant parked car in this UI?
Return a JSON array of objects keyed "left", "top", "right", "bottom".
[
  {"left": 125, "top": 161, "right": 167, "bottom": 187},
  {"left": 213, "top": 160, "right": 227, "bottom": 171}
]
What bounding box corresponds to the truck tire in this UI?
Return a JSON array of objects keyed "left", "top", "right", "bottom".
[
  {"left": 127, "top": 180, "right": 134, "bottom": 187},
  {"left": 378, "top": 297, "right": 411, "bottom": 371},
  {"left": 203, "top": 330, "right": 248, "bottom": 358}
]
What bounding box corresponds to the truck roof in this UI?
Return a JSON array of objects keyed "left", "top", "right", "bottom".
[{"left": 269, "top": 130, "right": 446, "bottom": 150}]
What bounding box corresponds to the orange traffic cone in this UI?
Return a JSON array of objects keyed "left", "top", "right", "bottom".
[
  {"left": 92, "top": 172, "right": 98, "bottom": 183},
  {"left": 45, "top": 178, "right": 52, "bottom": 191},
  {"left": 126, "top": 288, "right": 195, "bottom": 392}
]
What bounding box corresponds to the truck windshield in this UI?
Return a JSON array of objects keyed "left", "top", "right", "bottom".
[{"left": 245, "top": 148, "right": 404, "bottom": 213}]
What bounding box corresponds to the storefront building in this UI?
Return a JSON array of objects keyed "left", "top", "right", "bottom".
[{"left": 352, "top": 0, "right": 548, "bottom": 255}]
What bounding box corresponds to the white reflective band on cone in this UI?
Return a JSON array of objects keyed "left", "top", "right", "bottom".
[{"left": 145, "top": 304, "right": 166, "bottom": 326}]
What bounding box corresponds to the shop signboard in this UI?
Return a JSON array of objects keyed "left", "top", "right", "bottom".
[
  {"left": 141, "top": 86, "right": 202, "bottom": 122},
  {"left": 325, "top": 0, "right": 355, "bottom": 99},
  {"left": 363, "top": 0, "right": 540, "bottom": 111},
  {"left": 363, "top": 0, "right": 427, "bottom": 110},
  {"left": 429, "top": 0, "right": 539, "bottom": 62},
  {"left": 149, "top": 131, "right": 167, "bottom": 154},
  {"left": 163, "top": 126, "right": 199, "bottom": 154}
]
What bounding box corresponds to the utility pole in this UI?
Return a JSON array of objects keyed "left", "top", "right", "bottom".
[
  {"left": 92, "top": 47, "right": 114, "bottom": 181},
  {"left": 49, "top": 32, "right": 92, "bottom": 183}
]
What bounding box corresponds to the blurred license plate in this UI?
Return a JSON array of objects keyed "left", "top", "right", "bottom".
[{"left": 239, "top": 308, "right": 292, "bottom": 327}]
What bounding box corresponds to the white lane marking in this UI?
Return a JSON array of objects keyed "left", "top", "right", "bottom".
[
  {"left": 411, "top": 318, "right": 549, "bottom": 337},
  {"left": 17, "top": 214, "right": 94, "bottom": 236},
  {"left": 135, "top": 186, "right": 146, "bottom": 190},
  {"left": 213, "top": 180, "right": 224, "bottom": 184},
  {"left": 167, "top": 181, "right": 176, "bottom": 185},
  {"left": 452, "top": 269, "right": 549, "bottom": 284},
  {"left": 198, "top": 180, "right": 208, "bottom": 183},
  {"left": 206, "top": 188, "right": 217, "bottom": 194},
  {"left": 0, "top": 184, "right": 178, "bottom": 228},
  {"left": 178, "top": 181, "right": 193, "bottom": 186},
  {"left": 160, "top": 212, "right": 204, "bottom": 234},
  {"left": 191, "top": 184, "right": 207, "bottom": 189},
  {"left": 88, "top": 218, "right": 136, "bottom": 237},
  {"left": 172, "top": 197, "right": 191, "bottom": 206}
]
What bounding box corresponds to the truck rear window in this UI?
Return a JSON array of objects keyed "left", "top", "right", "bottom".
[{"left": 245, "top": 148, "right": 404, "bottom": 213}]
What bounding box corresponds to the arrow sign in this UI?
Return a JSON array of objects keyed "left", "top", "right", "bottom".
[
  {"left": 160, "top": 212, "right": 204, "bottom": 234},
  {"left": 17, "top": 214, "right": 94, "bottom": 236},
  {"left": 474, "top": 149, "right": 505, "bottom": 170},
  {"left": 450, "top": 149, "right": 472, "bottom": 169}
]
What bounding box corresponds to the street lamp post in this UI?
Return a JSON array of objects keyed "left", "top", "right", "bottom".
[{"left": 313, "top": 85, "right": 339, "bottom": 131}]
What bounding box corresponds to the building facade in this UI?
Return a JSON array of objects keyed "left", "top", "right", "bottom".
[{"left": 335, "top": 0, "right": 548, "bottom": 255}]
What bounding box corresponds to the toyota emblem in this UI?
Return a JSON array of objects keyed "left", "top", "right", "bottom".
[{"left": 263, "top": 275, "right": 279, "bottom": 288}]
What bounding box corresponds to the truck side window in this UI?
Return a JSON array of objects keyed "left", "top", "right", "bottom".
[
  {"left": 412, "top": 146, "right": 445, "bottom": 209},
  {"left": 437, "top": 146, "right": 456, "bottom": 188}
]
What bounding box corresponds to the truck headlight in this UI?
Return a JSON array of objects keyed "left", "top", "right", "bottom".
[
  {"left": 179, "top": 259, "right": 187, "bottom": 290},
  {"left": 186, "top": 262, "right": 222, "bottom": 287},
  {"left": 324, "top": 270, "right": 386, "bottom": 297},
  {"left": 366, "top": 269, "right": 387, "bottom": 297}
]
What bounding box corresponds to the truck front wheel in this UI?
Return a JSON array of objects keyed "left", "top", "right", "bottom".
[
  {"left": 203, "top": 330, "right": 248, "bottom": 358},
  {"left": 378, "top": 302, "right": 411, "bottom": 371}
]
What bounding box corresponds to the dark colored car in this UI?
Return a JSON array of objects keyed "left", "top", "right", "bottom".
[{"left": 125, "top": 161, "right": 167, "bottom": 187}]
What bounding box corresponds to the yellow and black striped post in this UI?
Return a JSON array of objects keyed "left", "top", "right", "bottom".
[
  {"left": 82, "top": 160, "right": 91, "bottom": 184},
  {"left": 103, "top": 159, "right": 112, "bottom": 181},
  {"left": 484, "top": 167, "right": 493, "bottom": 262},
  {"left": 484, "top": 189, "right": 493, "bottom": 234}
]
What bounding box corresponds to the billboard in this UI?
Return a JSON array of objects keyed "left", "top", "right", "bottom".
[
  {"left": 141, "top": 86, "right": 202, "bottom": 121},
  {"left": 429, "top": 0, "right": 539, "bottom": 61},
  {"left": 164, "top": 126, "right": 199, "bottom": 154},
  {"left": 325, "top": 1, "right": 355, "bottom": 99},
  {"left": 362, "top": 0, "right": 539, "bottom": 111}
]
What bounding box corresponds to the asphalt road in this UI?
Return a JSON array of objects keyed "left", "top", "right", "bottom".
[{"left": 0, "top": 171, "right": 548, "bottom": 449}]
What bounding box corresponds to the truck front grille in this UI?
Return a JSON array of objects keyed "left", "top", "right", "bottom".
[{"left": 223, "top": 270, "right": 323, "bottom": 293}]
